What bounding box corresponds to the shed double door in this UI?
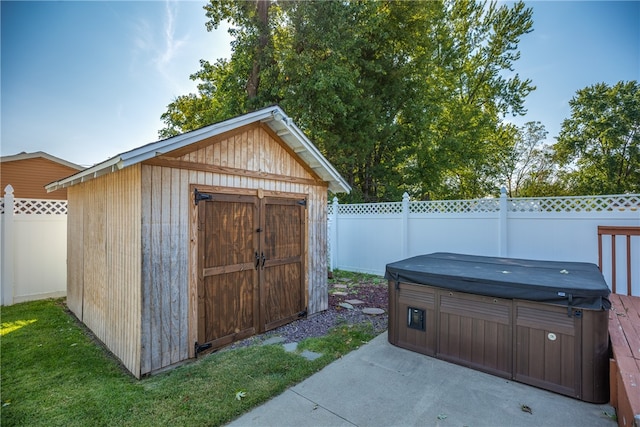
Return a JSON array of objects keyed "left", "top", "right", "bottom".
[{"left": 197, "top": 193, "right": 306, "bottom": 351}]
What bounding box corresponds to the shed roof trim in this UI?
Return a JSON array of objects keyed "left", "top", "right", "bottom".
[{"left": 45, "top": 107, "right": 351, "bottom": 194}]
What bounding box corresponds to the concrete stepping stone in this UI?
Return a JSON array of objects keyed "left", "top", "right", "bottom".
[
  {"left": 333, "top": 284, "right": 348, "bottom": 289},
  {"left": 332, "top": 291, "right": 348, "bottom": 296},
  {"left": 345, "top": 299, "right": 365, "bottom": 305},
  {"left": 338, "top": 302, "right": 354, "bottom": 310},
  {"left": 283, "top": 342, "right": 298, "bottom": 352},
  {"left": 283, "top": 342, "right": 322, "bottom": 361},
  {"left": 362, "top": 307, "right": 385, "bottom": 315},
  {"left": 262, "top": 336, "right": 286, "bottom": 345},
  {"left": 300, "top": 350, "right": 322, "bottom": 361}
]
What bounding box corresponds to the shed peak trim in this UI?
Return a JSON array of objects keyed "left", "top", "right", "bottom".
[{"left": 45, "top": 107, "right": 351, "bottom": 194}]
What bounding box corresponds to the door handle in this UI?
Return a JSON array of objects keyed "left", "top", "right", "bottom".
[
  {"left": 255, "top": 252, "right": 260, "bottom": 270},
  {"left": 261, "top": 252, "right": 266, "bottom": 269}
]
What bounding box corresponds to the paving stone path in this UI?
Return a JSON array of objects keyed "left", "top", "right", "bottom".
[
  {"left": 260, "top": 336, "right": 323, "bottom": 361},
  {"left": 259, "top": 283, "right": 385, "bottom": 361},
  {"left": 331, "top": 285, "right": 386, "bottom": 316}
]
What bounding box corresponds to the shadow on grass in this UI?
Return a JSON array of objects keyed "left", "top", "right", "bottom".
[{"left": 1, "top": 298, "right": 377, "bottom": 427}]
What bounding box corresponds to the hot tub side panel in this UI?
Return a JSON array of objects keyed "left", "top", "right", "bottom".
[
  {"left": 515, "top": 301, "right": 582, "bottom": 399},
  {"left": 388, "top": 281, "right": 436, "bottom": 356},
  {"left": 580, "top": 306, "right": 610, "bottom": 403},
  {"left": 389, "top": 280, "right": 609, "bottom": 403},
  {"left": 438, "top": 291, "right": 512, "bottom": 378},
  {"left": 514, "top": 301, "right": 609, "bottom": 403}
]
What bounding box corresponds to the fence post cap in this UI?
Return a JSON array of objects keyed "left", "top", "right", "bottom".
[{"left": 4, "top": 184, "right": 14, "bottom": 195}]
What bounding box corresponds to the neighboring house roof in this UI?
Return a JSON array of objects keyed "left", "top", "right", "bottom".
[
  {"left": 1, "top": 151, "right": 85, "bottom": 199},
  {"left": 45, "top": 106, "right": 351, "bottom": 194},
  {"left": 1, "top": 151, "right": 84, "bottom": 171}
]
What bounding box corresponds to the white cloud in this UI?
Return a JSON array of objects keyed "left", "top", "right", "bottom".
[
  {"left": 133, "top": 18, "right": 152, "bottom": 51},
  {"left": 156, "top": 0, "right": 187, "bottom": 68},
  {"left": 128, "top": 1, "right": 190, "bottom": 92}
]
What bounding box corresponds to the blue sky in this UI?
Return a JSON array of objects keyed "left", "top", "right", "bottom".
[{"left": 1, "top": 1, "right": 639, "bottom": 168}]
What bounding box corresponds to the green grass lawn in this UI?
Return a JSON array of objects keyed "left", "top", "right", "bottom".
[{"left": 1, "top": 298, "right": 378, "bottom": 427}]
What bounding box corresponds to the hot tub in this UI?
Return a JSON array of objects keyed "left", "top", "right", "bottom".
[{"left": 386, "top": 252, "right": 611, "bottom": 403}]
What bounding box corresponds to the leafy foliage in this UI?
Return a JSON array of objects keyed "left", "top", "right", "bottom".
[
  {"left": 553, "top": 80, "right": 640, "bottom": 195},
  {"left": 160, "top": 0, "right": 535, "bottom": 201},
  {"left": 501, "top": 121, "right": 552, "bottom": 197}
]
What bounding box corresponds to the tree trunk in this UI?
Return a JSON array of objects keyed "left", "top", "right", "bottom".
[{"left": 246, "top": 0, "right": 270, "bottom": 100}]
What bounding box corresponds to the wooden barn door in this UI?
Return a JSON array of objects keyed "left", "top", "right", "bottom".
[
  {"left": 260, "top": 197, "right": 306, "bottom": 331},
  {"left": 197, "top": 192, "right": 306, "bottom": 351},
  {"left": 197, "top": 194, "right": 260, "bottom": 351}
]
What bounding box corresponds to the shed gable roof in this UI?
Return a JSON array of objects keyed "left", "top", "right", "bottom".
[{"left": 45, "top": 107, "right": 350, "bottom": 194}]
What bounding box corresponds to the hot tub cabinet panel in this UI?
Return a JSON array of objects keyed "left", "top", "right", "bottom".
[
  {"left": 387, "top": 253, "right": 611, "bottom": 404},
  {"left": 390, "top": 282, "right": 437, "bottom": 356},
  {"left": 439, "top": 291, "right": 513, "bottom": 378}
]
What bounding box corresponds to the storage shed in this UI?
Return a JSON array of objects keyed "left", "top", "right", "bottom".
[{"left": 46, "top": 106, "right": 350, "bottom": 378}]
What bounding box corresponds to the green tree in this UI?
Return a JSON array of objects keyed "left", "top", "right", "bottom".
[
  {"left": 159, "top": 0, "right": 535, "bottom": 202},
  {"left": 403, "top": 0, "right": 535, "bottom": 199},
  {"left": 553, "top": 80, "right": 640, "bottom": 195},
  {"left": 277, "top": 0, "right": 446, "bottom": 201},
  {"left": 516, "top": 144, "right": 569, "bottom": 197},
  {"left": 501, "top": 121, "right": 547, "bottom": 197},
  {"left": 159, "top": 0, "right": 275, "bottom": 137}
]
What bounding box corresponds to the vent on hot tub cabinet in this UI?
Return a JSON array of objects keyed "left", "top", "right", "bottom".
[{"left": 407, "top": 307, "right": 425, "bottom": 331}]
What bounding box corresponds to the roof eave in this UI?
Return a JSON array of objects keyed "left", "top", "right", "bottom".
[
  {"left": 265, "top": 112, "right": 351, "bottom": 194},
  {"left": 45, "top": 157, "right": 124, "bottom": 192}
]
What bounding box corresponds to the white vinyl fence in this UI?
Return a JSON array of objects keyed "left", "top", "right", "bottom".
[
  {"left": 2, "top": 184, "right": 639, "bottom": 305},
  {"left": 328, "top": 190, "right": 640, "bottom": 296},
  {"left": 1, "top": 185, "right": 68, "bottom": 305}
]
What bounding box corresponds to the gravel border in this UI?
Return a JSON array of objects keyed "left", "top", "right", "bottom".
[
  {"left": 227, "top": 280, "right": 389, "bottom": 349},
  {"left": 228, "top": 307, "right": 388, "bottom": 349}
]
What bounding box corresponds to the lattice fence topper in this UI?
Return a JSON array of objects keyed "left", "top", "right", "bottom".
[
  {"left": 329, "top": 194, "right": 639, "bottom": 216},
  {"left": 337, "top": 201, "right": 403, "bottom": 215},
  {"left": 10, "top": 199, "right": 68, "bottom": 215},
  {"left": 411, "top": 198, "right": 500, "bottom": 214},
  {"left": 508, "top": 194, "right": 640, "bottom": 213}
]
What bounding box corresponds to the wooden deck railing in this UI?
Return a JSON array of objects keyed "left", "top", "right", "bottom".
[
  {"left": 608, "top": 294, "right": 640, "bottom": 427},
  {"left": 598, "top": 226, "right": 640, "bottom": 296}
]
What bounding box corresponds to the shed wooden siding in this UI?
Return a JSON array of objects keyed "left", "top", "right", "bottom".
[
  {"left": 66, "top": 188, "right": 84, "bottom": 318},
  {"left": 140, "top": 166, "right": 190, "bottom": 375},
  {"left": 139, "top": 123, "right": 329, "bottom": 375},
  {"left": 67, "top": 165, "right": 142, "bottom": 376},
  {"left": 1, "top": 157, "right": 79, "bottom": 199},
  {"left": 307, "top": 188, "right": 328, "bottom": 314}
]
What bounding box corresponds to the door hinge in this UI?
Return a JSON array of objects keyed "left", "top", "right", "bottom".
[
  {"left": 194, "top": 189, "right": 213, "bottom": 205},
  {"left": 297, "top": 199, "right": 307, "bottom": 207}
]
